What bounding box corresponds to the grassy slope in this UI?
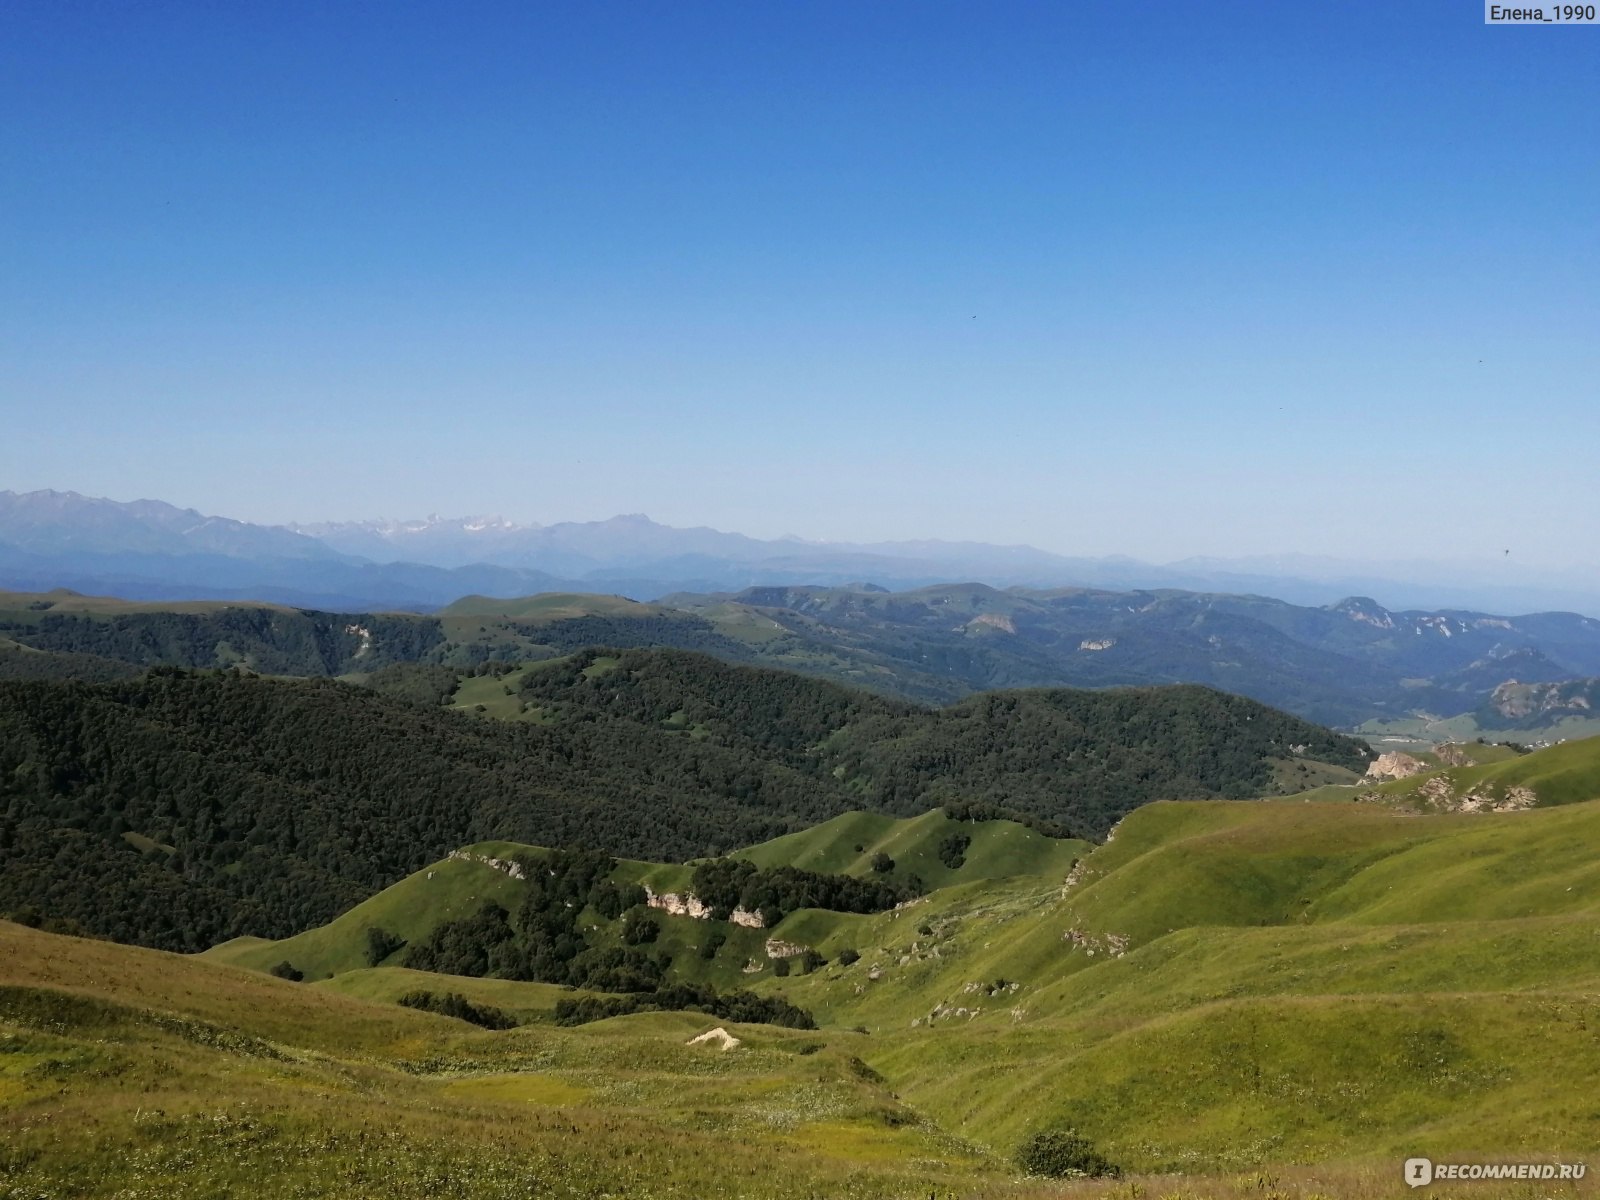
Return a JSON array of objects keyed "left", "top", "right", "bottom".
[
  {"left": 313, "top": 966, "right": 602, "bottom": 1024},
  {"left": 760, "top": 786, "right": 1600, "bottom": 1172},
  {"left": 204, "top": 847, "right": 529, "bottom": 980},
  {"left": 14, "top": 775, "right": 1600, "bottom": 1191},
  {"left": 738, "top": 808, "right": 1091, "bottom": 889},
  {"left": 0, "top": 921, "right": 1003, "bottom": 1200},
  {"left": 33, "top": 738, "right": 1600, "bottom": 1188},
  {"left": 208, "top": 816, "right": 1087, "bottom": 991}
]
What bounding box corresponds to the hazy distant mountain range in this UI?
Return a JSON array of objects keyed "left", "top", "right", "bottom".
[
  {"left": 3, "top": 489, "right": 1596, "bottom": 616},
  {"left": 4, "top": 487, "right": 1600, "bottom": 731}
]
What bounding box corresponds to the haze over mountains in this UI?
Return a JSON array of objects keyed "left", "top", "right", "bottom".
[{"left": 3, "top": 488, "right": 1597, "bottom": 617}]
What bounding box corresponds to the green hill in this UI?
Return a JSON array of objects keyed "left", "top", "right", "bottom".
[
  {"left": 738, "top": 808, "right": 1089, "bottom": 889},
  {"left": 1, "top": 919, "right": 991, "bottom": 1200}
]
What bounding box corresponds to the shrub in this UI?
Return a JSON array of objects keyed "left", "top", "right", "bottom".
[
  {"left": 622, "top": 910, "right": 660, "bottom": 945},
  {"left": 837, "top": 947, "right": 860, "bottom": 966},
  {"left": 937, "top": 832, "right": 971, "bottom": 869},
  {"left": 1014, "top": 1129, "right": 1119, "bottom": 1179},
  {"left": 870, "top": 851, "right": 894, "bottom": 873},
  {"left": 773, "top": 957, "right": 791, "bottom": 977},
  {"left": 699, "top": 930, "right": 727, "bottom": 960},
  {"left": 269, "top": 960, "right": 304, "bottom": 982}
]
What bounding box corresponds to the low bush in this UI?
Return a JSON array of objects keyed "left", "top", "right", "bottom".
[{"left": 1013, "top": 1129, "right": 1119, "bottom": 1179}]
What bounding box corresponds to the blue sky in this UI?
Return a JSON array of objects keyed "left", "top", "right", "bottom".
[{"left": 3, "top": 1, "right": 1595, "bottom": 567}]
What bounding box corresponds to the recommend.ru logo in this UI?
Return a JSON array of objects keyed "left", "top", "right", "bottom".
[{"left": 1404, "top": 1157, "right": 1587, "bottom": 1187}]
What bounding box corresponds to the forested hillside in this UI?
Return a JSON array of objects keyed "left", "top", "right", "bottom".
[
  {"left": 10, "top": 584, "right": 1600, "bottom": 732},
  {"left": 0, "top": 650, "right": 1367, "bottom": 950}
]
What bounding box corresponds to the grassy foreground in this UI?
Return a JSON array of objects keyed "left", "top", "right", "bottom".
[{"left": 11, "top": 743, "right": 1600, "bottom": 1196}]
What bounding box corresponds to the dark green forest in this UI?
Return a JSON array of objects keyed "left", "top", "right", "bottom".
[{"left": 0, "top": 648, "right": 1369, "bottom": 951}]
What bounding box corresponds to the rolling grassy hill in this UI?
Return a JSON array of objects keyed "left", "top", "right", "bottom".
[
  {"left": 10, "top": 741, "right": 1600, "bottom": 1194},
  {"left": 179, "top": 739, "right": 1600, "bottom": 1183},
  {"left": 0, "top": 920, "right": 1000, "bottom": 1200},
  {"left": 736, "top": 808, "right": 1089, "bottom": 890}
]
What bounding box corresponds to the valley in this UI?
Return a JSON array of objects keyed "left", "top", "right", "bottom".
[{"left": 6, "top": 738, "right": 1600, "bottom": 1196}]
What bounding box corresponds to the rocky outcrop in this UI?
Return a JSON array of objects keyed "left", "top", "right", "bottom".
[
  {"left": 764, "top": 937, "right": 807, "bottom": 959},
  {"left": 1062, "top": 929, "right": 1129, "bottom": 958},
  {"left": 642, "top": 884, "right": 713, "bottom": 920},
  {"left": 447, "top": 850, "right": 526, "bottom": 880},
  {"left": 686, "top": 1027, "right": 741, "bottom": 1051},
  {"left": 966, "top": 613, "right": 1016, "bottom": 634},
  {"left": 1365, "top": 752, "right": 1428, "bottom": 782},
  {"left": 1414, "top": 776, "right": 1538, "bottom": 814},
  {"left": 641, "top": 884, "right": 764, "bottom": 928}
]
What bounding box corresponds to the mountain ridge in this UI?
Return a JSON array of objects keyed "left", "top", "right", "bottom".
[{"left": 6, "top": 488, "right": 1598, "bottom": 615}]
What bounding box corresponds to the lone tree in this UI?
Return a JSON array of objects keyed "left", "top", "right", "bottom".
[{"left": 365, "top": 925, "right": 406, "bottom": 966}]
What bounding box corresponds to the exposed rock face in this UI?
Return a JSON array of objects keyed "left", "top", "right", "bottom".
[
  {"left": 1365, "top": 752, "right": 1428, "bottom": 781},
  {"left": 642, "top": 884, "right": 764, "bottom": 928},
  {"left": 764, "top": 937, "right": 807, "bottom": 959},
  {"left": 966, "top": 613, "right": 1016, "bottom": 634},
  {"left": 1434, "top": 743, "right": 1474, "bottom": 767},
  {"left": 642, "top": 884, "right": 713, "bottom": 920},
  {"left": 1062, "top": 929, "right": 1129, "bottom": 958},
  {"left": 1414, "top": 776, "right": 1538, "bottom": 814},
  {"left": 447, "top": 850, "right": 526, "bottom": 880},
  {"left": 686, "top": 1027, "right": 741, "bottom": 1051}
]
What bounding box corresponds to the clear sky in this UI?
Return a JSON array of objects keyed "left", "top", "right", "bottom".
[{"left": 3, "top": 1, "right": 1596, "bottom": 567}]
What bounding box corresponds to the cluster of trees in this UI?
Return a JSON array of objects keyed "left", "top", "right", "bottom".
[
  {"left": 501, "top": 614, "right": 752, "bottom": 659},
  {"left": 829, "top": 683, "right": 1369, "bottom": 837},
  {"left": 940, "top": 799, "right": 1076, "bottom": 840},
  {"left": 0, "top": 644, "right": 140, "bottom": 684},
  {"left": 403, "top": 849, "right": 667, "bottom": 993},
  {"left": 553, "top": 983, "right": 815, "bottom": 1029},
  {"left": 395, "top": 989, "right": 517, "bottom": 1030},
  {"left": 0, "top": 608, "right": 442, "bottom": 675},
  {"left": 689, "top": 858, "right": 918, "bottom": 926},
  {"left": 0, "top": 648, "right": 1368, "bottom": 950}
]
